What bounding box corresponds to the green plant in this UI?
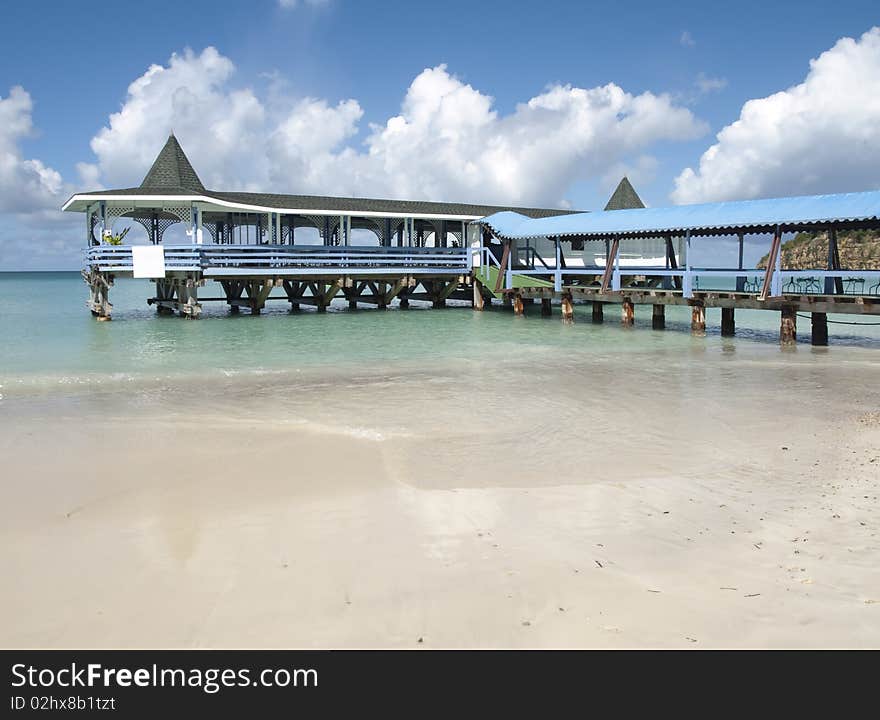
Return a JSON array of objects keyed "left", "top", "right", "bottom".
[{"left": 105, "top": 227, "right": 130, "bottom": 246}]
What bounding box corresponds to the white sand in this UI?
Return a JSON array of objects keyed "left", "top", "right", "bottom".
[{"left": 1, "top": 401, "right": 878, "bottom": 649}]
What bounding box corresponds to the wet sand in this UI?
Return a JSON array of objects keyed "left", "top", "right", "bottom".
[{"left": 1, "top": 368, "right": 878, "bottom": 649}]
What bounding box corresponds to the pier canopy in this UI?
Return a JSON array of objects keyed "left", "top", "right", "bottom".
[
  {"left": 63, "top": 134, "right": 576, "bottom": 248},
  {"left": 479, "top": 190, "right": 880, "bottom": 241}
]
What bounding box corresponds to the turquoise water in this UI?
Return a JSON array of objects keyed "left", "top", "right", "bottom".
[{"left": 1, "top": 271, "right": 879, "bottom": 398}]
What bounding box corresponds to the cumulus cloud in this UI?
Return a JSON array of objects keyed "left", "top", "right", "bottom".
[
  {"left": 82, "top": 49, "right": 706, "bottom": 208},
  {"left": 673, "top": 27, "right": 880, "bottom": 204},
  {"left": 0, "top": 86, "right": 65, "bottom": 214}
]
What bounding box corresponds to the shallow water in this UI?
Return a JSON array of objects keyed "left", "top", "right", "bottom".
[{"left": 2, "top": 272, "right": 879, "bottom": 401}]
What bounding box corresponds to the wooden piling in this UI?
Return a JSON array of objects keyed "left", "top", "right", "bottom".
[
  {"left": 591, "top": 301, "right": 604, "bottom": 324},
  {"left": 721, "top": 307, "right": 735, "bottom": 337},
  {"left": 621, "top": 298, "right": 635, "bottom": 326},
  {"left": 561, "top": 292, "right": 574, "bottom": 322},
  {"left": 811, "top": 312, "right": 828, "bottom": 346},
  {"left": 652, "top": 304, "right": 665, "bottom": 330},
  {"left": 780, "top": 306, "right": 797, "bottom": 345},
  {"left": 691, "top": 302, "right": 706, "bottom": 334},
  {"left": 473, "top": 280, "right": 485, "bottom": 311},
  {"left": 513, "top": 292, "right": 524, "bottom": 315},
  {"left": 348, "top": 300, "right": 358, "bottom": 310},
  {"left": 541, "top": 297, "right": 552, "bottom": 317}
]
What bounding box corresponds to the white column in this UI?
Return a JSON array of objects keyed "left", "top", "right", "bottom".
[
  {"left": 612, "top": 239, "right": 621, "bottom": 291},
  {"left": 99, "top": 201, "right": 107, "bottom": 243},
  {"left": 85, "top": 203, "right": 94, "bottom": 246},
  {"left": 683, "top": 229, "right": 693, "bottom": 298},
  {"left": 554, "top": 237, "right": 562, "bottom": 292},
  {"left": 275, "top": 212, "right": 282, "bottom": 245},
  {"left": 195, "top": 206, "right": 203, "bottom": 245}
]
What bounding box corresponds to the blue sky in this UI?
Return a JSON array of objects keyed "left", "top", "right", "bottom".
[{"left": 1, "top": 0, "right": 879, "bottom": 268}]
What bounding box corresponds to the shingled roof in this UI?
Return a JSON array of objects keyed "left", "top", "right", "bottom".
[
  {"left": 139, "top": 134, "right": 206, "bottom": 193},
  {"left": 604, "top": 177, "right": 645, "bottom": 211},
  {"left": 66, "top": 135, "right": 582, "bottom": 219}
]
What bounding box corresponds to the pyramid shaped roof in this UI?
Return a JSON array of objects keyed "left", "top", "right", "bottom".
[
  {"left": 604, "top": 177, "right": 645, "bottom": 211},
  {"left": 139, "top": 134, "right": 205, "bottom": 193}
]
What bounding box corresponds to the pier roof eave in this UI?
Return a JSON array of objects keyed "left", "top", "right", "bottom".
[
  {"left": 478, "top": 190, "right": 880, "bottom": 241},
  {"left": 61, "top": 189, "right": 581, "bottom": 221}
]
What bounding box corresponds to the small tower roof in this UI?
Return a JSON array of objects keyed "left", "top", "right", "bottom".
[
  {"left": 139, "top": 134, "right": 205, "bottom": 193},
  {"left": 604, "top": 177, "right": 645, "bottom": 211}
]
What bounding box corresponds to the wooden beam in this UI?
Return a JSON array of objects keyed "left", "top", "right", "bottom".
[
  {"left": 621, "top": 298, "right": 634, "bottom": 326},
  {"left": 494, "top": 241, "right": 511, "bottom": 293},
  {"left": 759, "top": 228, "right": 782, "bottom": 301},
  {"left": 721, "top": 307, "right": 735, "bottom": 337},
  {"left": 473, "top": 279, "right": 485, "bottom": 311},
  {"left": 691, "top": 301, "right": 706, "bottom": 334},
  {"left": 561, "top": 292, "right": 574, "bottom": 323},
  {"left": 780, "top": 306, "right": 797, "bottom": 345},
  {"left": 811, "top": 312, "right": 828, "bottom": 346},
  {"left": 600, "top": 238, "right": 619, "bottom": 294},
  {"left": 652, "top": 304, "right": 665, "bottom": 330}
]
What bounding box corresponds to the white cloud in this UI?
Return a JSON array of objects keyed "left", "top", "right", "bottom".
[
  {"left": 680, "top": 31, "right": 695, "bottom": 48},
  {"left": 0, "top": 86, "right": 65, "bottom": 214},
  {"left": 83, "top": 50, "right": 706, "bottom": 208},
  {"left": 673, "top": 27, "right": 880, "bottom": 204}
]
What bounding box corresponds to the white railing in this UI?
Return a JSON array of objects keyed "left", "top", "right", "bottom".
[
  {"left": 85, "top": 244, "right": 469, "bottom": 276},
  {"left": 471, "top": 246, "right": 880, "bottom": 298}
]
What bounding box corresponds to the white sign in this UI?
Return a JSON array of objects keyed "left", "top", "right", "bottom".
[{"left": 132, "top": 245, "right": 166, "bottom": 279}]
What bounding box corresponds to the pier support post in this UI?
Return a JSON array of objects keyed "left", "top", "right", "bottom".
[
  {"left": 177, "top": 280, "right": 202, "bottom": 319},
  {"left": 541, "top": 297, "right": 552, "bottom": 317},
  {"left": 513, "top": 292, "right": 524, "bottom": 315},
  {"left": 85, "top": 270, "right": 113, "bottom": 321},
  {"left": 473, "top": 280, "right": 485, "bottom": 310},
  {"left": 721, "top": 307, "right": 736, "bottom": 337},
  {"left": 652, "top": 304, "right": 665, "bottom": 330},
  {"left": 561, "top": 292, "right": 574, "bottom": 323},
  {"left": 691, "top": 302, "right": 706, "bottom": 335},
  {"left": 399, "top": 294, "right": 410, "bottom": 309},
  {"left": 780, "top": 306, "right": 797, "bottom": 346},
  {"left": 811, "top": 312, "right": 828, "bottom": 346},
  {"left": 245, "top": 280, "right": 273, "bottom": 315},
  {"left": 222, "top": 280, "right": 245, "bottom": 314},
  {"left": 502, "top": 294, "right": 512, "bottom": 310},
  {"left": 592, "top": 302, "right": 604, "bottom": 324},
  {"left": 154, "top": 279, "right": 175, "bottom": 315},
  {"left": 282, "top": 280, "right": 305, "bottom": 312},
  {"left": 622, "top": 298, "right": 635, "bottom": 326}
]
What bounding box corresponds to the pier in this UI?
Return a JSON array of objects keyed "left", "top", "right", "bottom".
[
  {"left": 64, "top": 136, "right": 880, "bottom": 346},
  {"left": 473, "top": 189, "right": 880, "bottom": 346}
]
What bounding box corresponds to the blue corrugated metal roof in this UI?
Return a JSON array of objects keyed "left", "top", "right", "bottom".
[{"left": 479, "top": 190, "right": 880, "bottom": 240}]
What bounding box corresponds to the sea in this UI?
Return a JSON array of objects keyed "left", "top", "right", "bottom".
[{"left": 2, "top": 272, "right": 879, "bottom": 395}]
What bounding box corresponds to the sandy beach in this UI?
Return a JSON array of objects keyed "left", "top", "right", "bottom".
[{"left": 2, "top": 344, "right": 878, "bottom": 649}]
